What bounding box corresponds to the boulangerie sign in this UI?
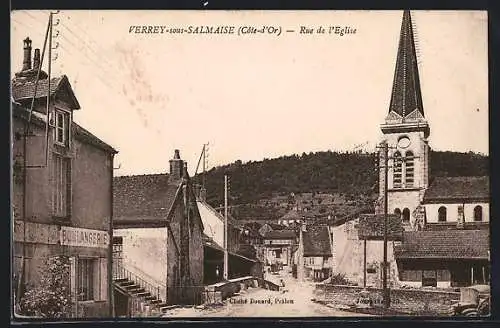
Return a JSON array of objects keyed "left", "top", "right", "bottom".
[{"left": 60, "top": 226, "right": 109, "bottom": 248}]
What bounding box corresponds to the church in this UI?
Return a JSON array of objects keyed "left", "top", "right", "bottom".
[{"left": 331, "top": 11, "right": 490, "bottom": 289}]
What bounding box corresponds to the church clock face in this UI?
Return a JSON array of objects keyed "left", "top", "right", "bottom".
[{"left": 398, "top": 136, "right": 411, "bottom": 148}]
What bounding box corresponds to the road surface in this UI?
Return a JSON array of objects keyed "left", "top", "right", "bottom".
[{"left": 163, "top": 268, "right": 371, "bottom": 317}]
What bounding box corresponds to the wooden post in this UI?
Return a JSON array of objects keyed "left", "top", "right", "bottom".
[
  {"left": 471, "top": 266, "right": 474, "bottom": 285},
  {"left": 482, "top": 266, "right": 486, "bottom": 284},
  {"left": 363, "top": 239, "right": 367, "bottom": 288}
]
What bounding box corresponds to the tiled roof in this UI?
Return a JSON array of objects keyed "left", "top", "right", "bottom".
[
  {"left": 262, "top": 229, "right": 297, "bottom": 240},
  {"left": 12, "top": 102, "right": 117, "bottom": 154},
  {"left": 395, "top": 230, "right": 490, "bottom": 260},
  {"left": 113, "top": 174, "right": 180, "bottom": 222},
  {"left": 357, "top": 214, "right": 403, "bottom": 240},
  {"left": 423, "top": 176, "right": 489, "bottom": 203},
  {"left": 281, "top": 209, "right": 303, "bottom": 221},
  {"left": 72, "top": 123, "right": 118, "bottom": 154},
  {"left": 11, "top": 75, "right": 81, "bottom": 109},
  {"left": 303, "top": 225, "right": 332, "bottom": 257}
]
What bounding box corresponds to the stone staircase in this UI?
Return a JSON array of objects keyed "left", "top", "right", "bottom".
[{"left": 113, "top": 264, "right": 169, "bottom": 315}]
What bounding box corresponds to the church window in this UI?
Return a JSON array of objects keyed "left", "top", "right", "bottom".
[
  {"left": 393, "top": 151, "right": 402, "bottom": 188},
  {"left": 402, "top": 208, "right": 410, "bottom": 222},
  {"left": 438, "top": 206, "right": 447, "bottom": 222},
  {"left": 405, "top": 151, "right": 414, "bottom": 187},
  {"left": 394, "top": 208, "right": 401, "bottom": 219},
  {"left": 474, "top": 205, "right": 483, "bottom": 221}
]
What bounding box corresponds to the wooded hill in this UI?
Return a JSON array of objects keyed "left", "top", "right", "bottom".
[{"left": 194, "top": 150, "right": 489, "bottom": 220}]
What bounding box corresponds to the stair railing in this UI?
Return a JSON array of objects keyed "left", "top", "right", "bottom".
[{"left": 113, "top": 262, "right": 166, "bottom": 304}]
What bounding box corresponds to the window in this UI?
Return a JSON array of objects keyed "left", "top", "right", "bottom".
[
  {"left": 52, "top": 154, "right": 70, "bottom": 218},
  {"left": 402, "top": 208, "right": 410, "bottom": 222},
  {"left": 474, "top": 205, "right": 483, "bottom": 221},
  {"left": 275, "top": 250, "right": 281, "bottom": 258},
  {"left": 394, "top": 208, "right": 402, "bottom": 219},
  {"left": 438, "top": 206, "right": 447, "bottom": 222},
  {"left": 54, "top": 109, "right": 70, "bottom": 146},
  {"left": 78, "top": 258, "right": 96, "bottom": 301},
  {"left": 393, "top": 151, "right": 402, "bottom": 187},
  {"left": 405, "top": 151, "right": 414, "bottom": 187},
  {"left": 113, "top": 237, "right": 123, "bottom": 266}
]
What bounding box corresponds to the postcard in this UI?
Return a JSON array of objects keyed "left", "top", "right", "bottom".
[{"left": 10, "top": 9, "right": 489, "bottom": 320}]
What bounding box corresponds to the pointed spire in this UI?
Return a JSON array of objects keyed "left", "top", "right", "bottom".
[{"left": 388, "top": 10, "right": 424, "bottom": 119}]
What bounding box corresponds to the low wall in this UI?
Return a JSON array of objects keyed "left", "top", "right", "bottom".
[
  {"left": 314, "top": 284, "right": 463, "bottom": 315},
  {"left": 203, "top": 276, "right": 278, "bottom": 304}
]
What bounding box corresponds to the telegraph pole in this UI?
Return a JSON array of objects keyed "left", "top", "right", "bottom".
[
  {"left": 382, "top": 141, "right": 390, "bottom": 308},
  {"left": 223, "top": 175, "right": 229, "bottom": 280}
]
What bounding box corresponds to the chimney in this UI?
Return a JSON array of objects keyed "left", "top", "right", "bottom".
[
  {"left": 22, "top": 37, "right": 32, "bottom": 71},
  {"left": 33, "top": 48, "right": 41, "bottom": 71},
  {"left": 169, "top": 149, "right": 183, "bottom": 181}
]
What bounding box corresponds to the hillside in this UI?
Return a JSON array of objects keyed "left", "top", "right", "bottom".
[{"left": 194, "top": 150, "right": 489, "bottom": 220}]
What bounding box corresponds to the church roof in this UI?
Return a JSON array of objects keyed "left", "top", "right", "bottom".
[
  {"left": 423, "top": 176, "right": 489, "bottom": 203},
  {"left": 388, "top": 10, "right": 424, "bottom": 120},
  {"left": 395, "top": 230, "right": 489, "bottom": 260}
]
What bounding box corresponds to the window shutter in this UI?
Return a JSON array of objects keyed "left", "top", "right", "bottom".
[
  {"left": 100, "top": 258, "right": 108, "bottom": 301},
  {"left": 69, "top": 257, "right": 77, "bottom": 317},
  {"left": 93, "top": 259, "right": 100, "bottom": 301}
]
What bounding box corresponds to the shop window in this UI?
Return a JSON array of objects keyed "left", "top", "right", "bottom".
[
  {"left": 438, "top": 206, "right": 447, "bottom": 222},
  {"left": 474, "top": 205, "right": 483, "bottom": 221},
  {"left": 75, "top": 258, "right": 108, "bottom": 302},
  {"left": 78, "top": 258, "right": 96, "bottom": 301}
]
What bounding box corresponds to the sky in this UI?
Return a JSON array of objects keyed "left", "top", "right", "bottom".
[{"left": 10, "top": 10, "right": 488, "bottom": 176}]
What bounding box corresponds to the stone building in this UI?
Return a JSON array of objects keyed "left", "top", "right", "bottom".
[
  {"left": 112, "top": 150, "right": 204, "bottom": 314},
  {"left": 330, "top": 11, "right": 490, "bottom": 289},
  {"left": 12, "top": 37, "right": 117, "bottom": 318}
]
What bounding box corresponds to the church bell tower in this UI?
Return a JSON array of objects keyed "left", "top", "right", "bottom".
[{"left": 378, "top": 11, "right": 430, "bottom": 228}]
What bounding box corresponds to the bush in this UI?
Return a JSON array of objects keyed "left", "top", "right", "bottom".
[
  {"left": 19, "top": 256, "right": 73, "bottom": 318},
  {"left": 330, "top": 272, "right": 350, "bottom": 285}
]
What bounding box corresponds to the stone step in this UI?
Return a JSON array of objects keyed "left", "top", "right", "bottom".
[
  {"left": 136, "top": 291, "right": 151, "bottom": 297},
  {"left": 114, "top": 278, "right": 129, "bottom": 283}
]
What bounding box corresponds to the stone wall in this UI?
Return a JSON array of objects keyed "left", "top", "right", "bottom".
[{"left": 314, "top": 284, "right": 463, "bottom": 315}]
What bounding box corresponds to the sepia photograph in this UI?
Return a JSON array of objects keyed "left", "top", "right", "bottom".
[{"left": 10, "top": 9, "right": 489, "bottom": 319}]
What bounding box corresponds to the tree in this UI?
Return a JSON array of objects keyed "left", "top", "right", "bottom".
[{"left": 19, "top": 255, "right": 73, "bottom": 318}]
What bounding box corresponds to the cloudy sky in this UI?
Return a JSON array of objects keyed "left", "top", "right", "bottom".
[{"left": 10, "top": 10, "right": 488, "bottom": 176}]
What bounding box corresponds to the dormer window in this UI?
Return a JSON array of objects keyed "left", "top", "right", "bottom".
[{"left": 54, "top": 109, "right": 70, "bottom": 146}]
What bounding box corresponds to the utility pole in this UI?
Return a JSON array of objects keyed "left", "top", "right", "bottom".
[
  {"left": 223, "top": 175, "right": 229, "bottom": 280},
  {"left": 382, "top": 140, "right": 390, "bottom": 308}
]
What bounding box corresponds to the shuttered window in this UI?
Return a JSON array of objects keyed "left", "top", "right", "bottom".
[
  {"left": 52, "top": 154, "right": 70, "bottom": 217},
  {"left": 405, "top": 151, "right": 414, "bottom": 187},
  {"left": 393, "top": 151, "right": 402, "bottom": 188}
]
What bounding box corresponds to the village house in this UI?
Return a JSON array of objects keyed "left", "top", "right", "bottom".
[
  {"left": 260, "top": 228, "right": 297, "bottom": 268},
  {"left": 329, "top": 11, "right": 490, "bottom": 290},
  {"left": 112, "top": 150, "right": 204, "bottom": 315},
  {"left": 12, "top": 37, "right": 117, "bottom": 318},
  {"left": 195, "top": 188, "right": 263, "bottom": 285},
  {"left": 299, "top": 224, "right": 333, "bottom": 282}
]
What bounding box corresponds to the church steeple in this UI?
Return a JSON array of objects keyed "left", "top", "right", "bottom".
[{"left": 388, "top": 10, "right": 424, "bottom": 120}]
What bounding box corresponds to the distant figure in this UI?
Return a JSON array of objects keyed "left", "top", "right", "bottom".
[
  {"left": 215, "top": 266, "right": 220, "bottom": 279},
  {"left": 280, "top": 279, "right": 286, "bottom": 293}
]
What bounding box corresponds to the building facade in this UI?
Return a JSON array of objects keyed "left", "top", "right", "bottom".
[
  {"left": 112, "top": 150, "right": 204, "bottom": 311},
  {"left": 12, "top": 37, "right": 117, "bottom": 318}
]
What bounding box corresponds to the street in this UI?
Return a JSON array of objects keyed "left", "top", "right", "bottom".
[{"left": 163, "top": 268, "right": 371, "bottom": 317}]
